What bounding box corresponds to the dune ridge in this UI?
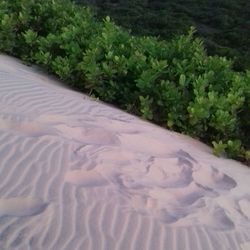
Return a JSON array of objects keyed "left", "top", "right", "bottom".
[{"left": 0, "top": 54, "right": 250, "bottom": 249}]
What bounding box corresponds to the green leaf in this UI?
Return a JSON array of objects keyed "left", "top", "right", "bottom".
[{"left": 179, "top": 74, "right": 186, "bottom": 86}]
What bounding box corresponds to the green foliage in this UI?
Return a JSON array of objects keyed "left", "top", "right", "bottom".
[
  {"left": 139, "top": 96, "right": 153, "bottom": 120},
  {"left": 0, "top": 2, "right": 17, "bottom": 52},
  {"left": 75, "top": 0, "right": 250, "bottom": 71},
  {"left": 0, "top": 0, "right": 249, "bottom": 164}
]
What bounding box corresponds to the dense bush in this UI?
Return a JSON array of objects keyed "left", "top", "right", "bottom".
[
  {"left": 0, "top": 0, "right": 249, "bottom": 164},
  {"left": 75, "top": 0, "right": 250, "bottom": 71}
]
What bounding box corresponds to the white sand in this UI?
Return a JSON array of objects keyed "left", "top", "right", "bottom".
[{"left": 0, "top": 54, "right": 250, "bottom": 250}]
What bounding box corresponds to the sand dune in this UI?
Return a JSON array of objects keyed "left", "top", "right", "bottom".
[{"left": 0, "top": 54, "right": 250, "bottom": 250}]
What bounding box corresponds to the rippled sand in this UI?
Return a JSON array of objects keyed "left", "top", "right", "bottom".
[{"left": 0, "top": 55, "right": 250, "bottom": 250}]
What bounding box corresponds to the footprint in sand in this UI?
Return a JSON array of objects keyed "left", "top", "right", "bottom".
[
  {"left": 65, "top": 169, "right": 109, "bottom": 187},
  {"left": 0, "top": 197, "right": 48, "bottom": 218},
  {"left": 64, "top": 149, "right": 242, "bottom": 230},
  {"left": 0, "top": 116, "right": 56, "bottom": 137}
]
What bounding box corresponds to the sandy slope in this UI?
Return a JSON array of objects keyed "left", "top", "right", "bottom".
[{"left": 0, "top": 54, "right": 250, "bottom": 250}]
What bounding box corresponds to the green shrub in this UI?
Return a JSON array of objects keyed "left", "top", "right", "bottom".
[{"left": 0, "top": 0, "right": 249, "bottom": 164}]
